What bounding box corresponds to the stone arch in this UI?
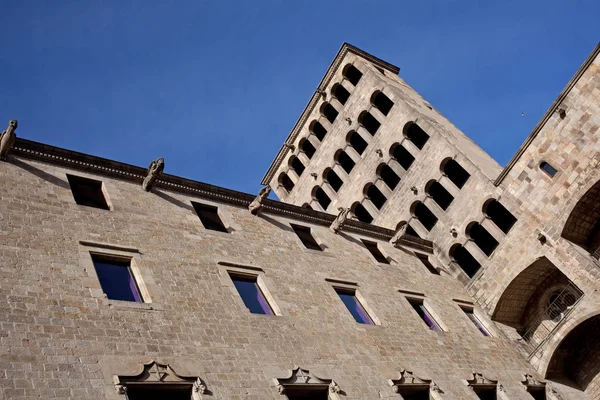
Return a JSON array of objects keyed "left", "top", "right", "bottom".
[
  {"left": 278, "top": 172, "right": 294, "bottom": 192},
  {"left": 299, "top": 138, "right": 316, "bottom": 159},
  {"left": 377, "top": 163, "right": 400, "bottom": 190},
  {"left": 403, "top": 122, "right": 429, "bottom": 150},
  {"left": 389, "top": 143, "right": 415, "bottom": 170},
  {"left": 465, "top": 222, "right": 498, "bottom": 257},
  {"left": 440, "top": 157, "right": 470, "bottom": 189},
  {"left": 289, "top": 155, "right": 305, "bottom": 177},
  {"left": 342, "top": 64, "right": 362, "bottom": 86},
  {"left": 410, "top": 201, "right": 438, "bottom": 231},
  {"left": 346, "top": 131, "right": 368, "bottom": 155},
  {"left": 334, "top": 149, "right": 355, "bottom": 174},
  {"left": 370, "top": 90, "right": 394, "bottom": 116},
  {"left": 323, "top": 168, "right": 343, "bottom": 192},
  {"left": 449, "top": 244, "right": 481, "bottom": 278},
  {"left": 358, "top": 111, "right": 381, "bottom": 135},
  {"left": 331, "top": 83, "right": 350, "bottom": 105},
  {"left": 351, "top": 201, "right": 373, "bottom": 224},
  {"left": 320, "top": 102, "right": 338, "bottom": 124},
  {"left": 561, "top": 179, "right": 600, "bottom": 258},
  {"left": 309, "top": 120, "right": 327, "bottom": 141},
  {"left": 364, "top": 183, "right": 387, "bottom": 210},
  {"left": 482, "top": 199, "right": 517, "bottom": 234},
  {"left": 425, "top": 180, "right": 454, "bottom": 211}
]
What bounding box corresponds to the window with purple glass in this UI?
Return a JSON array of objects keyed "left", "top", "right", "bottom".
[
  {"left": 408, "top": 299, "right": 441, "bottom": 331},
  {"left": 230, "top": 275, "right": 273, "bottom": 315},
  {"left": 335, "top": 289, "right": 374, "bottom": 325},
  {"left": 91, "top": 255, "right": 142, "bottom": 302},
  {"left": 461, "top": 307, "right": 491, "bottom": 337}
]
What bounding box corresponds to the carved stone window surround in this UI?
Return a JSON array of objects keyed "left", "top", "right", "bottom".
[{"left": 273, "top": 366, "right": 343, "bottom": 400}]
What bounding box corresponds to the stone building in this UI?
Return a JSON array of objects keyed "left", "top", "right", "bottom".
[{"left": 0, "top": 42, "right": 598, "bottom": 399}]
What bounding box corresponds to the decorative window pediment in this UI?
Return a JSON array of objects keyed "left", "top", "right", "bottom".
[
  {"left": 113, "top": 360, "right": 208, "bottom": 399},
  {"left": 274, "top": 366, "right": 342, "bottom": 399},
  {"left": 465, "top": 372, "right": 502, "bottom": 399},
  {"left": 389, "top": 369, "right": 441, "bottom": 398},
  {"left": 522, "top": 374, "right": 547, "bottom": 399}
]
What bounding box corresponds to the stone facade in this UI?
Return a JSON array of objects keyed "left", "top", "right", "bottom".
[{"left": 0, "top": 42, "right": 598, "bottom": 399}]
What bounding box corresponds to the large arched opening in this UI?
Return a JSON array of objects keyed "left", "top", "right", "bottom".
[{"left": 561, "top": 179, "right": 600, "bottom": 259}]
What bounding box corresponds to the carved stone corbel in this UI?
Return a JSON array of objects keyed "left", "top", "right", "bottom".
[
  {"left": 193, "top": 377, "right": 208, "bottom": 394},
  {"left": 329, "top": 380, "right": 341, "bottom": 393},
  {"left": 330, "top": 207, "right": 350, "bottom": 234},
  {"left": 0, "top": 119, "right": 18, "bottom": 161},
  {"left": 248, "top": 185, "right": 271, "bottom": 215},
  {"left": 142, "top": 157, "right": 164, "bottom": 191}
]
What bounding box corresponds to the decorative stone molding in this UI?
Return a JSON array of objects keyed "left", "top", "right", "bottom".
[
  {"left": 113, "top": 360, "right": 208, "bottom": 398},
  {"left": 388, "top": 369, "right": 434, "bottom": 394},
  {"left": 465, "top": 372, "right": 497, "bottom": 387},
  {"left": 330, "top": 207, "right": 350, "bottom": 234},
  {"left": 274, "top": 366, "right": 342, "bottom": 398}
]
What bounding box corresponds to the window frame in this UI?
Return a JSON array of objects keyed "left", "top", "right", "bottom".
[
  {"left": 66, "top": 173, "right": 112, "bottom": 210},
  {"left": 360, "top": 239, "right": 390, "bottom": 264},
  {"left": 191, "top": 201, "right": 231, "bottom": 234},
  {"left": 455, "top": 301, "right": 494, "bottom": 337},
  {"left": 328, "top": 279, "right": 380, "bottom": 326},
  {"left": 401, "top": 292, "right": 446, "bottom": 332},
  {"left": 290, "top": 223, "right": 324, "bottom": 252}
]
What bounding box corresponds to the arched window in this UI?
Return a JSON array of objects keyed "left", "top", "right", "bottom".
[
  {"left": 331, "top": 83, "right": 350, "bottom": 105},
  {"left": 404, "top": 122, "right": 429, "bottom": 150},
  {"left": 314, "top": 187, "right": 331, "bottom": 210},
  {"left": 299, "top": 139, "right": 316, "bottom": 159},
  {"left": 466, "top": 222, "right": 499, "bottom": 256},
  {"left": 425, "top": 180, "right": 454, "bottom": 210},
  {"left": 358, "top": 111, "right": 381, "bottom": 135},
  {"left": 336, "top": 150, "right": 355, "bottom": 174},
  {"left": 347, "top": 131, "right": 368, "bottom": 155},
  {"left": 411, "top": 201, "right": 438, "bottom": 231},
  {"left": 352, "top": 202, "right": 373, "bottom": 223},
  {"left": 278, "top": 173, "right": 294, "bottom": 192},
  {"left": 324, "top": 168, "right": 343, "bottom": 192},
  {"left": 370, "top": 91, "right": 394, "bottom": 116},
  {"left": 540, "top": 161, "right": 558, "bottom": 177},
  {"left": 483, "top": 199, "right": 517, "bottom": 234},
  {"left": 366, "top": 184, "right": 387, "bottom": 210},
  {"left": 378, "top": 164, "right": 400, "bottom": 190},
  {"left": 321, "top": 102, "right": 338, "bottom": 124},
  {"left": 289, "top": 156, "right": 305, "bottom": 176},
  {"left": 342, "top": 64, "right": 363, "bottom": 86},
  {"left": 441, "top": 158, "right": 470, "bottom": 189},
  {"left": 450, "top": 244, "right": 481, "bottom": 278},
  {"left": 309, "top": 120, "right": 327, "bottom": 141},
  {"left": 390, "top": 143, "right": 415, "bottom": 170}
]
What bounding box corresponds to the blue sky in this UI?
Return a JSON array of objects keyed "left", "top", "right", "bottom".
[{"left": 1, "top": 1, "right": 599, "bottom": 196}]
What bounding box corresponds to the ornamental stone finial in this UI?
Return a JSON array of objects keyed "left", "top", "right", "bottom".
[
  {"left": 249, "top": 185, "right": 271, "bottom": 215},
  {"left": 142, "top": 157, "right": 164, "bottom": 192},
  {"left": 330, "top": 207, "right": 350, "bottom": 234},
  {"left": 0, "top": 120, "right": 18, "bottom": 161}
]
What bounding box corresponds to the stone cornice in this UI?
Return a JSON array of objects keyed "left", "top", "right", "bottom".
[
  {"left": 261, "top": 42, "right": 400, "bottom": 186},
  {"left": 495, "top": 41, "right": 600, "bottom": 186},
  {"left": 10, "top": 138, "right": 416, "bottom": 242}
]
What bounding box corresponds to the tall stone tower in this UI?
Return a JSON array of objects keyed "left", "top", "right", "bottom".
[{"left": 263, "top": 42, "right": 600, "bottom": 397}]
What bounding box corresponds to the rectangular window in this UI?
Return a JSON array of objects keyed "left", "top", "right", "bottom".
[
  {"left": 91, "top": 255, "right": 142, "bottom": 302},
  {"left": 290, "top": 224, "right": 322, "bottom": 251},
  {"left": 416, "top": 253, "right": 439, "bottom": 275},
  {"left": 395, "top": 389, "right": 430, "bottom": 400},
  {"left": 361, "top": 239, "right": 389, "bottom": 264},
  {"left": 230, "top": 274, "right": 273, "bottom": 315},
  {"left": 335, "top": 288, "right": 374, "bottom": 325},
  {"left": 126, "top": 387, "right": 192, "bottom": 400},
  {"left": 67, "top": 174, "right": 110, "bottom": 210},
  {"left": 285, "top": 388, "right": 329, "bottom": 400},
  {"left": 408, "top": 299, "right": 441, "bottom": 331},
  {"left": 192, "top": 202, "right": 228, "bottom": 232},
  {"left": 461, "top": 307, "right": 491, "bottom": 337},
  {"left": 472, "top": 387, "right": 497, "bottom": 400}
]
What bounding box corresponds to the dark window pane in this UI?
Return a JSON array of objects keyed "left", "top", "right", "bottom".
[
  {"left": 485, "top": 200, "right": 517, "bottom": 234},
  {"left": 443, "top": 159, "right": 470, "bottom": 189},
  {"left": 405, "top": 123, "right": 429, "bottom": 149},
  {"left": 397, "top": 389, "right": 430, "bottom": 400},
  {"left": 343, "top": 64, "right": 363, "bottom": 86},
  {"left": 231, "top": 276, "right": 273, "bottom": 315},
  {"left": 473, "top": 387, "right": 497, "bottom": 400},
  {"left": 409, "top": 300, "right": 441, "bottom": 331},
  {"left": 66, "top": 174, "right": 110, "bottom": 210},
  {"left": 353, "top": 203, "right": 373, "bottom": 223},
  {"left": 126, "top": 387, "right": 192, "bottom": 400},
  {"left": 336, "top": 290, "right": 373, "bottom": 324},
  {"left": 540, "top": 161, "right": 557, "bottom": 177},
  {"left": 92, "top": 257, "right": 141, "bottom": 302},
  {"left": 192, "top": 202, "right": 228, "bottom": 232},
  {"left": 528, "top": 388, "right": 547, "bottom": 400},
  {"left": 416, "top": 253, "right": 439, "bottom": 275},
  {"left": 361, "top": 239, "right": 389, "bottom": 264},
  {"left": 285, "top": 388, "right": 329, "bottom": 400},
  {"left": 291, "top": 224, "right": 322, "bottom": 251},
  {"left": 452, "top": 245, "right": 481, "bottom": 278}
]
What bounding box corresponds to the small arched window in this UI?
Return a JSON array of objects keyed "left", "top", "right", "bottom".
[
  {"left": 425, "top": 180, "right": 454, "bottom": 210},
  {"left": 289, "top": 156, "right": 305, "bottom": 176},
  {"left": 331, "top": 83, "right": 350, "bottom": 105},
  {"left": 347, "top": 131, "right": 368, "bottom": 155},
  {"left": 314, "top": 187, "right": 331, "bottom": 210},
  {"left": 483, "top": 199, "right": 517, "bottom": 234},
  {"left": 404, "top": 122, "right": 430, "bottom": 150},
  {"left": 358, "top": 111, "right": 381, "bottom": 135},
  {"left": 324, "top": 168, "right": 343, "bottom": 192},
  {"left": 336, "top": 150, "right": 356, "bottom": 174},
  {"left": 342, "top": 64, "right": 363, "bottom": 86},
  {"left": 366, "top": 184, "right": 387, "bottom": 210},
  {"left": 540, "top": 161, "right": 558, "bottom": 178},
  {"left": 352, "top": 202, "right": 373, "bottom": 223},
  {"left": 390, "top": 143, "right": 415, "bottom": 170},
  {"left": 450, "top": 244, "right": 481, "bottom": 278},
  {"left": 441, "top": 158, "right": 470, "bottom": 189},
  {"left": 321, "top": 102, "right": 338, "bottom": 124},
  {"left": 378, "top": 164, "right": 401, "bottom": 190},
  {"left": 299, "top": 139, "right": 316, "bottom": 159},
  {"left": 411, "top": 201, "right": 438, "bottom": 231},
  {"left": 371, "top": 91, "right": 394, "bottom": 116},
  {"left": 309, "top": 120, "right": 327, "bottom": 141},
  {"left": 278, "top": 173, "right": 295, "bottom": 192},
  {"left": 466, "top": 222, "right": 499, "bottom": 257}
]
